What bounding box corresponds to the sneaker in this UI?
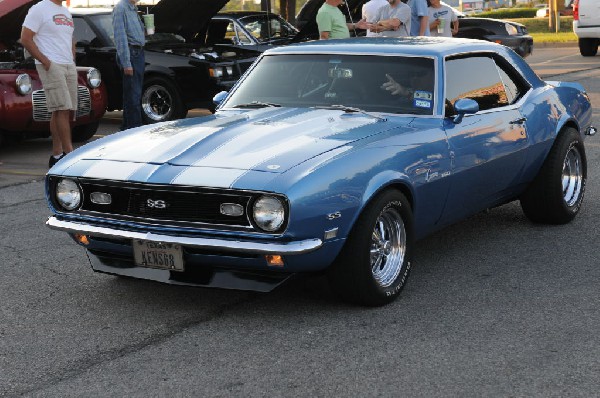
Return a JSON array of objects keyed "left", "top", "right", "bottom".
[{"left": 48, "top": 152, "right": 66, "bottom": 168}]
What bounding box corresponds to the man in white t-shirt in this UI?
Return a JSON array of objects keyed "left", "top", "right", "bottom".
[
  {"left": 21, "top": 0, "right": 77, "bottom": 168},
  {"left": 428, "top": 0, "right": 459, "bottom": 37},
  {"left": 362, "top": 0, "right": 388, "bottom": 37}
]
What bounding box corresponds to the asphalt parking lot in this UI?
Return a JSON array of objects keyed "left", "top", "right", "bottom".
[{"left": 0, "top": 46, "right": 599, "bottom": 396}]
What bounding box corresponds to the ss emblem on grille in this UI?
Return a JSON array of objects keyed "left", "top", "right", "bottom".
[{"left": 146, "top": 199, "right": 167, "bottom": 209}]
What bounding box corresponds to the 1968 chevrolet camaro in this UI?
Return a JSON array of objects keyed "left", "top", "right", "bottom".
[{"left": 46, "top": 37, "right": 595, "bottom": 306}]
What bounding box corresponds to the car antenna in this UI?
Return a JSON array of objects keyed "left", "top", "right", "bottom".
[
  {"left": 343, "top": 0, "right": 357, "bottom": 37},
  {"left": 264, "top": 0, "right": 272, "bottom": 44}
]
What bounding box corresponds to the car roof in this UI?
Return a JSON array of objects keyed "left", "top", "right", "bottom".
[{"left": 265, "top": 36, "right": 504, "bottom": 58}]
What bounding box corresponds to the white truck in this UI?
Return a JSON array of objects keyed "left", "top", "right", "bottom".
[{"left": 573, "top": 0, "right": 600, "bottom": 56}]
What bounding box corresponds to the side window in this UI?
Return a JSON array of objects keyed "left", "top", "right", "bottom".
[
  {"left": 73, "top": 17, "right": 100, "bottom": 46},
  {"left": 445, "top": 56, "right": 509, "bottom": 115},
  {"left": 234, "top": 24, "right": 252, "bottom": 44},
  {"left": 496, "top": 61, "right": 529, "bottom": 104}
]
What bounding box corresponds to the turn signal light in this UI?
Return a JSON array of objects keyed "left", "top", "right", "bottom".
[
  {"left": 74, "top": 234, "right": 90, "bottom": 245},
  {"left": 265, "top": 254, "right": 284, "bottom": 267}
]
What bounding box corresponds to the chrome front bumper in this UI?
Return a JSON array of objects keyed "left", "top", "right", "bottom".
[{"left": 46, "top": 217, "right": 323, "bottom": 255}]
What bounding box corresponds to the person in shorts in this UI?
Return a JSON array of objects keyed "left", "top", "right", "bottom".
[{"left": 21, "top": 0, "right": 76, "bottom": 168}]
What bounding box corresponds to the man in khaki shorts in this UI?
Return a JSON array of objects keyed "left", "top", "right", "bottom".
[{"left": 21, "top": 0, "right": 77, "bottom": 168}]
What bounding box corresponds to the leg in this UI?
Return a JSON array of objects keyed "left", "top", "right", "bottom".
[
  {"left": 49, "top": 113, "right": 62, "bottom": 156},
  {"left": 52, "top": 109, "right": 73, "bottom": 153}
]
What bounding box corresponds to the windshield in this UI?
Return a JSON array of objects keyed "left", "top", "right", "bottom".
[
  {"left": 222, "top": 54, "right": 436, "bottom": 115},
  {"left": 238, "top": 14, "right": 298, "bottom": 42}
]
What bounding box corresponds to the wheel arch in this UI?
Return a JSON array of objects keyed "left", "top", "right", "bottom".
[{"left": 360, "top": 171, "right": 415, "bottom": 218}]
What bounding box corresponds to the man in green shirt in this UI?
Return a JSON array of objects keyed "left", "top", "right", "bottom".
[{"left": 317, "top": 0, "right": 368, "bottom": 39}]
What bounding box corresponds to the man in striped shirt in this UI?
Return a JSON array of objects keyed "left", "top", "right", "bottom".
[{"left": 112, "top": 0, "right": 146, "bottom": 130}]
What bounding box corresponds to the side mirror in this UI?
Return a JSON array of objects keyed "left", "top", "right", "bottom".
[
  {"left": 452, "top": 98, "right": 479, "bottom": 124},
  {"left": 212, "top": 90, "right": 228, "bottom": 107}
]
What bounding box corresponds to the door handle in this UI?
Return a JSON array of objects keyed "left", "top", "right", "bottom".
[{"left": 510, "top": 117, "right": 527, "bottom": 125}]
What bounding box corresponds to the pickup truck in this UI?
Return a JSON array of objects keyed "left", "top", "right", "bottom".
[{"left": 573, "top": 0, "right": 600, "bottom": 56}]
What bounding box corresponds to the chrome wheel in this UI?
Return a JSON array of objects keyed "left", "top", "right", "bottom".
[
  {"left": 142, "top": 84, "right": 173, "bottom": 122},
  {"left": 562, "top": 145, "right": 583, "bottom": 207},
  {"left": 370, "top": 207, "right": 406, "bottom": 288}
]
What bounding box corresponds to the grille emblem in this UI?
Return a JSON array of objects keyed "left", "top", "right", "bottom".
[{"left": 146, "top": 199, "right": 167, "bottom": 209}]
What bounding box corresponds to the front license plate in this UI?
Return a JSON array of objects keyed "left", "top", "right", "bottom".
[{"left": 133, "top": 240, "right": 184, "bottom": 272}]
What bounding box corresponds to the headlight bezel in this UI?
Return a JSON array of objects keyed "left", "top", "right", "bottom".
[
  {"left": 55, "top": 178, "right": 83, "bottom": 211},
  {"left": 251, "top": 195, "right": 288, "bottom": 233},
  {"left": 86, "top": 68, "right": 102, "bottom": 88},
  {"left": 15, "top": 73, "right": 32, "bottom": 95}
]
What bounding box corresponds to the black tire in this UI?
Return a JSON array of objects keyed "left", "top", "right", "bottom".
[
  {"left": 141, "top": 77, "right": 187, "bottom": 124},
  {"left": 71, "top": 121, "right": 99, "bottom": 143},
  {"left": 327, "top": 189, "right": 414, "bottom": 306},
  {"left": 520, "top": 128, "right": 587, "bottom": 224},
  {"left": 579, "top": 38, "right": 598, "bottom": 57}
]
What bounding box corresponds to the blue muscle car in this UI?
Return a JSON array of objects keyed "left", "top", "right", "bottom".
[{"left": 46, "top": 37, "right": 595, "bottom": 306}]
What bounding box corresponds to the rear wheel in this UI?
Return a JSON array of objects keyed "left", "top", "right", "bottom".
[
  {"left": 579, "top": 38, "right": 598, "bottom": 57},
  {"left": 141, "top": 77, "right": 187, "bottom": 124},
  {"left": 328, "top": 190, "right": 413, "bottom": 306},
  {"left": 520, "top": 128, "right": 587, "bottom": 224}
]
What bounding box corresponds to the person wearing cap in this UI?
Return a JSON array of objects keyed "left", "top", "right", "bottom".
[
  {"left": 113, "top": 0, "right": 146, "bottom": 130},
  {"left": 316, "top": 0, "right": 369, "bottom": 40}
]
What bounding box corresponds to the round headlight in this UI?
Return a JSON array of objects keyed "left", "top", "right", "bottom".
[
  {"left": 56, "top": 178, "right": 82, "bottom": 211},
  {"left": 15, "top": 73, "right": 32, "bottom": 95},
  {"left": 252, "top": 196, "right": 285, "bottom": 232},
  {"left": 86, "top": 68, "right": 101, "bottom": 88}
]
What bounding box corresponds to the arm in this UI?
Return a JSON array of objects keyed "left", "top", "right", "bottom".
[
  {"left": 373, "top": 18, "right": 401, "bottom": 33},
  {"left": 320, "top": 31, "right": 330, "bottom": 40},
  {"left": 452, "top": 14, "right": 459, "bottom": 35},
  {"left": 346, "top": 19, "right": 368, "bottom": 31},
  {"left": 418, "top": 15, "right": 429, "bottom": 36},
  {"left": 112, "top": 7, "right": 132, "bottom": 73},
  {"left": 20, "top": 27, "right": 51, "bottom": 70}
]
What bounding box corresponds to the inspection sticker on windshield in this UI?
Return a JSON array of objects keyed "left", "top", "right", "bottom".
[
  {"left": 414, "top": 91, "right": 433, "bottom": 100},
  {"left": 414, "top": 99, "right": 432, "bottom": 109}
]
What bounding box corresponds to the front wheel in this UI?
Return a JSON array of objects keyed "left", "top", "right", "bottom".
[
  {"left": 328, "top": 190, "right": 413, "bottom": 306},
  {"left": 141, "top": 77, "right": 187, "bottom": 124},
  {"left": 520, "top": 128, "right": 587, "bottom": 224}
]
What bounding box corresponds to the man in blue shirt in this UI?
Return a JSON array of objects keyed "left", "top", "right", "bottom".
[
  {"left": 407, "top": 0, "right": 430, "bottom": 36},
  {"left": 112, "top": 0, "right": 146, "bottom": 130}
]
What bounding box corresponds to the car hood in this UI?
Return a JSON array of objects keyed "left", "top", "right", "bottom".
[
  {"left": 0, "top": 0, "right": 41, "bottom": 40},
  {"left": 65, "top": 108, "right": 405, "bottom": 177},
  {"left": 150, "top": 0, "right": 229, "bottom": 42}
]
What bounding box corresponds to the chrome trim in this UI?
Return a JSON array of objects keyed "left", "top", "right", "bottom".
[
  {"left": 586, "top": 126, "right": 597, "bottom": 136},
  {"left": 46, "top": 217, "right": 322, "bottom": 255},
  {"left": 32, "top": 86, "right": 91, "bottom": 121}
]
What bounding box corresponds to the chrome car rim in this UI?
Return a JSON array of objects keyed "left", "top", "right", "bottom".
[
  {"left": 142, "top": 85, "right": 173, "bottom": 121},
  {"left": 370, "top": 207, "right": 406, "bottom": 288},
  {"left": 562, "top": 146, "right": 583, "bottom": 207}
]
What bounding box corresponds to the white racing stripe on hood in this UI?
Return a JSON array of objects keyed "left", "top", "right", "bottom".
[
  {"left": 171, "top": 167, "right": 248, "bottom": 188},
  {"left": 82, "top": 160, "right": 145, "bottom": 181},
  {"left": 192, "top": 109, "right": 374, "bottom": 169}
]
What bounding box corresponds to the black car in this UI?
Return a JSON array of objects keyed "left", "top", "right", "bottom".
[
  {"left": 208, "top": 11, "right": 299, "bottom": 52},
  {"left": 72, "top": 0, "right": 261, "bottom": 123},
  {"left": 295, "top": 0, "right": 533, "bottom": 57}
]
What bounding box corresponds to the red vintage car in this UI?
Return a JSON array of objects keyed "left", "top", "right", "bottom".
[{"left": 0, "top": 0, "right": 107, "bottom": 147}]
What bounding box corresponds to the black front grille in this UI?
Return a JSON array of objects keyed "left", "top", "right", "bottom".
[{"left": 79, "top": 182, "right": 252, "bottom": 227}]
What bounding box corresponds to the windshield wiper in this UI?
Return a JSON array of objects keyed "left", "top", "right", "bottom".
[
  {"left": 233, "top": 101, "right": 281, "bottom": 109},
  {"left": 314, "top": 105, "right": 387, "bottom": 122}
]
